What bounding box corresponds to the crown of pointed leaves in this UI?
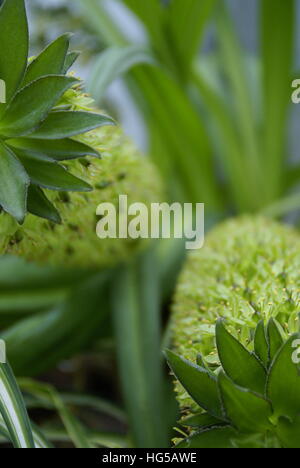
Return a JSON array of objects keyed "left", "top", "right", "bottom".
[
  {"left": 166, "top": 318, "right": 300, "bottom": 448},
  {"left": 0, "top": 0, "right": 114, "bottom": 223}
]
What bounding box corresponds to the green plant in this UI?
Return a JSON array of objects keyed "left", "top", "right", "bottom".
[
  {"left": 74, "top": 0, "right": 298, "bottom": 218},
  {"left": 167, "top": 319, "right": 300, "bottom": 448},
  {"left": 0, "top": 0, "right": 113, "bottom": 224},
  {"left": 168, "top": 216, "right": 300, "bottom": 448}
]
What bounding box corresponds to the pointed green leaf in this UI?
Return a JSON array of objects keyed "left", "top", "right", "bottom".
[
  {"left": 27, "top": 185, "right": 61, "bottom": 224},
  {"left": 165, "top": 350, "right": 223, "bottom": 419},
  {"left": 176, "top": 426, "right": 236, "bottom": 448},
  {"left": 0, "top": 76, "right": 78, "bottom": 137},
  {"left": 63, "top": 51, "right": 80, "bottom": 74},
  {"left": 216, "top": 320, "right": 266, "bottom": 394},
  {"left": 6, "top": 137, "right": 100, "bottom": 160},
  {"left": 267, "top": 334, "right": 300, "bottom": 421},
  {"left": 17, "top": 153, "right": 92, "bottom": 192},
  {"left": 277, "top": 415, "right": 300, "bottom": 449},
  {"left": 267, "top": 318, "right": 284, "bottom": 363},
  {"left": 0, "top": 143, "right": 29, "bottom": 222},
  {"left": 23, "top": 34, "right": 71, "bottom": 86},
  {"left": 218, "top": 372, "right": 273, "bottom": 433},
  {"left": 0, "top": 0, "right": 28, "bottom": 112},
  {"left": 27, "top": 111, "right": 115, "bottom": 140},
  {"left": 0, "top": 362, "right": 34, "bottom": 448},
  {"left": 254, "top": 320, "right": 269, "bottom": 367},
  {"left": 0, "top": 414, "right": 53, "bottom": 448}
]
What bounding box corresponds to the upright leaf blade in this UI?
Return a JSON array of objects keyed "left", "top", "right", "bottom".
[
  {"left": 216, "top": 320, "right": 266, "bottom": 395},
  {"left": 0, "top": 0, "right": 28, "bottom": 113},
  {"left": 0, "top": 362, "right": 34, "bottom": 448},
  {"left": 267, "top": 334, "right": 300, "bottom": 421},
  {"left": 165, "top": 350, "right": 223, "bottom": 419},
  {"left": 23, "top": 34, "right": 71, "bottom": 86}
]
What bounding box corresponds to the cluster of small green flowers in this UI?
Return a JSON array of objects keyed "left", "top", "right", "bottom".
[
  {"left": 0, "top": 87, "right": 164, "bottom": 268},
  {"left": 172, "top": 216, "right": 300, "bottom": 412}
]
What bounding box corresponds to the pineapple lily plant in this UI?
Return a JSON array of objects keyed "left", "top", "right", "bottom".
[
  {"left": 168, "top": 217, "right": 300, "bottom": 448},
  {"left": 167, "top": 318, "right": 300, "bottom": 448},
  {"left": 0, "top": 0, "right": 113, "bottom": 225}
]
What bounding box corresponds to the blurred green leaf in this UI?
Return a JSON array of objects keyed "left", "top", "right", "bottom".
[{"left": 0, "top": 0, "right": 28, "bottom": 114}]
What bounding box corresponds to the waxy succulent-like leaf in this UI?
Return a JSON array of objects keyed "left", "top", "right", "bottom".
[
  {"left": 28, "top": 110, "right": 115, "bottom": 140},
  {"left": 0, "top": 0, "right": 28, "bottom": 113},
  {"left": 27, "top": 185, "right": 61, "bottom": 224},
  {"left": 165, "top": 350, "right": 223, "bottom": 419},
  {"left": 6, "top": 137, "right": 100, "bottom": 161},
  {"left": 218, "top": 372, "right": 273, "bottom": 434},
  {"left": 180, "top": 413, "right": 225, "bottom": 429},
  {"left": 267, "top": 333, "right": 300, "bottom": 421},
  {"left": 23, "top": 34, "right": 71, "bottom": 86},
  {"left": 0, "top": 143, "right": 29, "bottom": 222},
  {"left": 17, "top": 153, "right": 92, "bottom": 192},
  {"left": 216, "top": 320, "right": 266, "bottom": 395},
  {"left": 0, "top": 76, "right": 78, "bottom": 137}
]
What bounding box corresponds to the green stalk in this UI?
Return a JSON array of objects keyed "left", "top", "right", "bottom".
[{"left": 111, "top": 247, "right": 168, "bottom": 448}]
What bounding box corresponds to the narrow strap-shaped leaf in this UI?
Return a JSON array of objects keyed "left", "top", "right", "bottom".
[
  {"left": 27, "top": 110, "right": 115, "bottom": 140},
  {"left": 0, "top": 76, "right": 78, "bottom": 137},
  {"left": 0, "top": 0, "right": 28, "bottom": 115},
  {"left": 27, "top": 185, "right": 61, "bottom": 224},
  {"left": 0, "top": 415, "right": 53, "bottom": 448},
  {"left": 216, "top": 320, "right": 266, "bottom": 395},
  {"left": 254, "top": 320, "right": 269, "bottom": 368},
  {"left": 176, "top": 426, "right": 236, "bottom": 448},
  {"left": 267, "top": 318, "right": 284, "bottom": 363},
  {"left": 218, "top": 372, "right": 273, "bottom": 433},
  {"left": 261, "top": 0, "right": 295, "bottom": 202},
  {"left": 267, "top": 334, "right": 300, "bottom": 421},
  {"left": 0, "top": 143, "right": 29, "bottom": 223},
  {"left": 6, "top": 137, "right": 100, "bottom": 160},
  {"left": 0, "top": 362, "right": 34, "bottom": 448},
  {"left": 63, "top": 51, "right": 80, "bottom": 74},
  {"left": 23, "top": 34, "right": 71, "bottom": 86},
  {"left": 17, "top": 153, "right": 92, "bottom": 192},
  {"left": 89, "top": 46, "right": 155, "bottom": 103},
  {"left": 165, "top": 350, "right": 223, "bottom": 419}
]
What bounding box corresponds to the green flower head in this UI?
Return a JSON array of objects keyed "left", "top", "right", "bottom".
[{"left": 0, "top": 0, "right": 113, "bottom": 223}]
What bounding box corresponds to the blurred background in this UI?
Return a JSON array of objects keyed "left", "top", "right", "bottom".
[{"left": 1, "top": 0, "right": 299, "bottom": 448}]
